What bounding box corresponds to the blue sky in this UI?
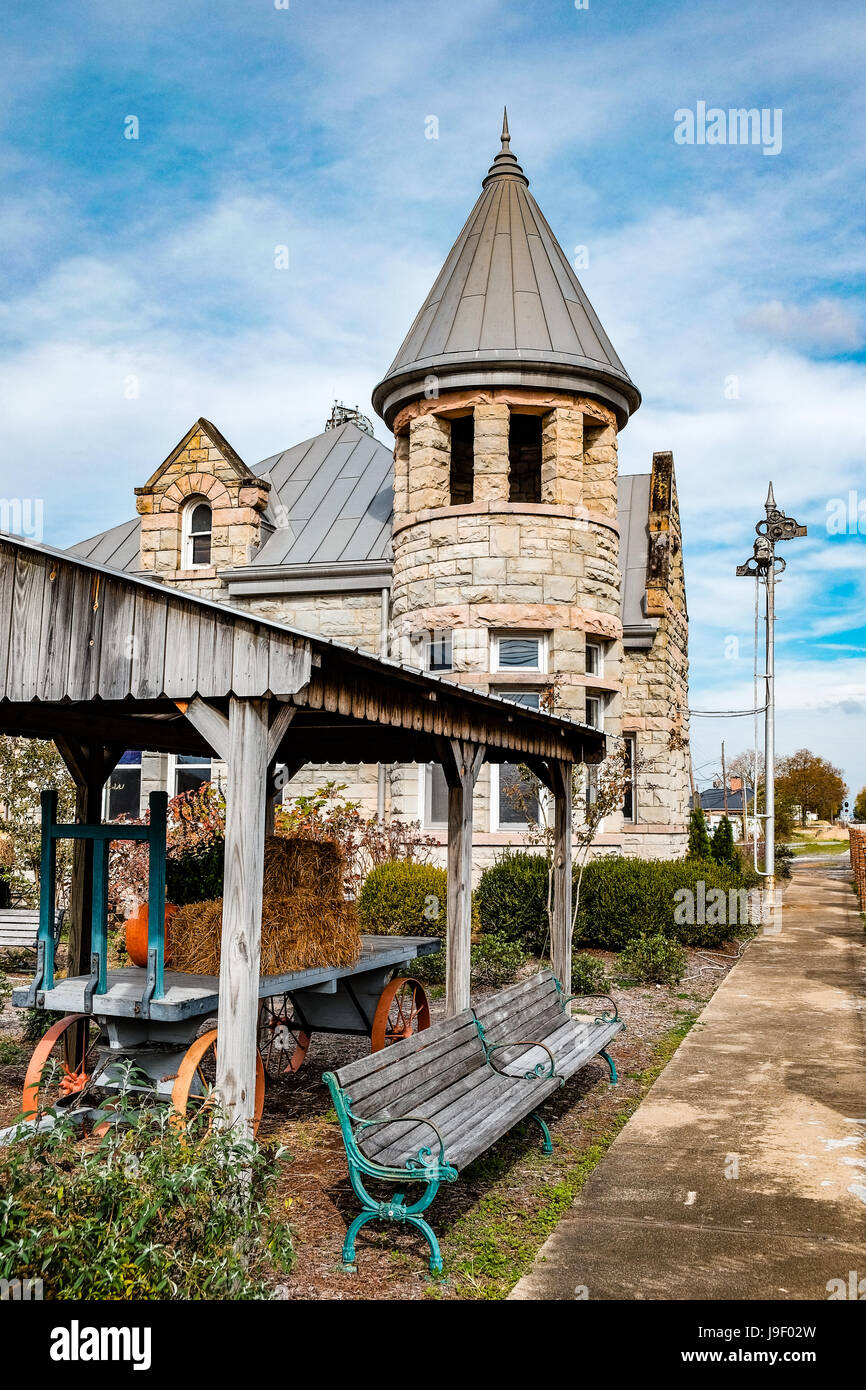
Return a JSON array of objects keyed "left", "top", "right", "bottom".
[{"left": 1, "top": 0, "right": 865, "bottom": 798}]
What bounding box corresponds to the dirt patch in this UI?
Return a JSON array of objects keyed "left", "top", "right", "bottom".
[{"left": 0, "top": 944, "right": 743, "bottom": 1299}]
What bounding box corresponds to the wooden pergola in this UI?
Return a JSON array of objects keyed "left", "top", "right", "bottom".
[{"left": 0, "top": 533, "right": 604, "bottom": 1131}]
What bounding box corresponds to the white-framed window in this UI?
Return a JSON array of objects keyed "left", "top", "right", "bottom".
[
  {"left": 427, "top": 629, "right": 453, "bottom": 672},
  {"left": 490, "top": 688, "right": 548, "bottom": 831},
  {"left": 104, "top": 750, "right": 142, "bottom": 820},
  {"left": 423, "top": 763, "right": 450, "bottom": 828},
  {"left": 585, "top": 694, "right": 604, "bottom": 731},
  {"left": 171, "top": 753, "right": 213, "bottom": 798},
  {"left": 182, "top": 497, "right": 213, "bottom": 568},
  {"left": 622, "top": 734, "right": 637, "bottom": 823},
  {"left": 585, "top": 641, "right": 604, "bottom": 677},
  {"left": 491, "top": 631, "right": 548, "bottom": 673}
]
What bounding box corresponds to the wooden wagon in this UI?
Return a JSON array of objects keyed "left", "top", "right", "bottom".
[{"left": 7, "top": 788, "right": 437, "bottom": 1136}]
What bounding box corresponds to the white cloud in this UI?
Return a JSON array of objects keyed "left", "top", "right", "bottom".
[{"left": 739, "top": 298, "right": 863, "bottom": 352}]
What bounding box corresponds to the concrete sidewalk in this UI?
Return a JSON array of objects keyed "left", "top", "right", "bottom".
[{"left": 511, "top": 867, "right": 866, "bottom": 1300}]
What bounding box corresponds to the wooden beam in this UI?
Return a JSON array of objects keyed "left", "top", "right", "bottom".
[
  {"left": 438, "top": 737, "right": 485, "bottom": 1018},
  {"left": 178, "top": 697, "right": 230, "bottom": 762},
  {"left": 550, "top": 760, "right": 574, "bottom": 993},
  {"left": 215, "top": 696, "right": 270, "bottom": 1135},
  {"left": 267, "top": 703, "right": 296, "bottom": 763}
]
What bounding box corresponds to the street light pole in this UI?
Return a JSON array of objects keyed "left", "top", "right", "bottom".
[{"left": 737, "top": 484, "right": 806, "bottom": 894}]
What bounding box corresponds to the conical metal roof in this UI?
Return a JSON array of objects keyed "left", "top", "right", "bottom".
[{"left": 372, "top": 112, "right": 641, "bottom": 430}]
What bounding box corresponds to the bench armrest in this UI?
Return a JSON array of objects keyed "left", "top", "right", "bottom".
[
  {"left": 322, "top": 1070, "right": 458, "bottom": 1184},
  {"left": 557, "top": 989, "right": 620, "bottom": 1024},
  {"left": 485, "top": 1038, "right": 560, "bottom": 1083}
]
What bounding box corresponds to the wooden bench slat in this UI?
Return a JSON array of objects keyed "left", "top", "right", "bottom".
[{"left": 336, "top": 1010, "right": 475, "bottom": 1090}]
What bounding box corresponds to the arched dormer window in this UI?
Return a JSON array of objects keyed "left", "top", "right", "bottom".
[{"left": 183, "top": 498, "right": 212, "bottom": 568}]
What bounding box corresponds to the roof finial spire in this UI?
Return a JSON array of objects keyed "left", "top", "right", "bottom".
[
  {"left": 501, "top": 106, "right": 511, "bottom": 151},
  {"left": 766, "top": 481, "right": 776, "bottom": 511}
]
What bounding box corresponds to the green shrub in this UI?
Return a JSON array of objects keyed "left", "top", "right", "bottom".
[
  {"left": 570, "top": 951, "right": 608, "bottom": 996},
  {"left": 618, "top": 933, "right": 687, "bottom": 985},
  {"left": 711, "top": 816, "right": 739, "bottom": 869},
  {"left": 475, "top": 851, "right": 550, "bottom": 952},
  {"left": 576, "top": 855, "right": 760, "bottom": 950},
  {"left": 166, "top": 840, "right": 225, "bottom": 906},
  {"left": 0, "top": 969, "right": 9, "bottom": 1012},
  {"left": 409, "top": 933, "right": 527, "bottom": 989},
  {"left": 357, "top": 861, "right": 448, "bottom": 936},
  {"left": 470, "top": 933, "right": 527, "bottom": 988},
  {"left": 0, "top": 1102, "right": 293, "bottom": 1299},
  {"left": 775, "top": 842, "right": 794, "bottom": 880},
  {"left": 687, "top": 806, "right": 712, "bottom": 859},
  {"left": 20, "top": 1007, "right": 64, "bottom": 1043}
]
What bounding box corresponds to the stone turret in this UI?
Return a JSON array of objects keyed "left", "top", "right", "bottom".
[{"left": 373, "top": 115, "right": 640, "bottom": 833}]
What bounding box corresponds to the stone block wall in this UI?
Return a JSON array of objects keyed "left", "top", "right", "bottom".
[{"left": 849, "top": 825, "right": 866, "bottom": 907}]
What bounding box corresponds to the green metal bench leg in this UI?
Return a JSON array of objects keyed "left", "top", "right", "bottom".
[
  {"left": 599, "top": 1048, "right": 617, "bottom": 1084},
  {"left": 528, "top": 1111, "right": 553, "bottom": 1155}
]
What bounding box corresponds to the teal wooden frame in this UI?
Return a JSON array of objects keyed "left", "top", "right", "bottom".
[{"left": 30, "top": 790, "right": 168, "bottom": 1014}]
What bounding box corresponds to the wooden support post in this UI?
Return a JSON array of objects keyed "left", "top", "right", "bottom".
[
  {"left": 216, "top": 696, "right": 270, "bottom": 1135},
  {"left": 438, "top": 738, "right": 485, "bottom": 1018},
  {"left": 550, "top": 760, "right": 574, "bottom": 994}
]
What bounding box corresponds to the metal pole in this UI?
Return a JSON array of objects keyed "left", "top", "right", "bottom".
[{"left": 764, "top": 565, "right": 775, "bottom": 895}]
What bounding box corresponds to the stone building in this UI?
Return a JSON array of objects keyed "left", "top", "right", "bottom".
[{"left": 71, "top": 118, "right": 691, "bottom": 862}]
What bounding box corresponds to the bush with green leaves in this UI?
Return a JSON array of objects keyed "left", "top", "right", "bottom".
[
  {"left": 165, "top": 840, "right": 225, "bottom": 906},
  {"left": 475, "top": 851, "right": 550, "bottom": 952},
  {"left": 0, "top": 969, "right": 9, "bottom": 1012},
  {"left": 357, "top": 860, "right": 448, "bottom": 937},
  {"left": 618, "top": 933, "right": 687, "bottom": 986},
  {"left": 711, "top": 815, "right": 739, "bottom": 870},
  {"left": 408, "top": 932, "right": 527, "bottom": 990},
  {"left": 0, "top": 1103, "right": 293, "bottom": 1299},
  {"left": 470, "top": 933, "right": 528, "bottom": 988},
  {"left": 575, "top": 855, "right": 760, "bottom": 950},
  {"left": 687, "top": 806, "right": 712, "bottom": 860},
  {"left": 570, "top": 951, "right": 608, "bottom": 997}
]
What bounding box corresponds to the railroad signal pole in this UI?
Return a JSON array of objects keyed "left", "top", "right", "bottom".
[{"left": 736, "top": 484, "right": 806, "bottom": 893}]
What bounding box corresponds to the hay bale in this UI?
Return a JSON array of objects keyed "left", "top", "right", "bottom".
[
  {"left": 262, "top": 835, "right": 343, "bottom": 898},
  {"left": 170, "top": 894, "right": 361, "bottom": 976}
]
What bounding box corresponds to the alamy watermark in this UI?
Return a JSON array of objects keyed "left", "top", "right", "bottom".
[
  {"left": 0, "top": 497, "right": 44, "bottom": 542},
  {"left": 674, "top": 103, "right": 782, "bottom": 156},
  {"left": 1, "top": 1276, "right": 43, "bottom": 1300},
  {"left": 674, "top": 881, "right": 782, "bottom": 932}
]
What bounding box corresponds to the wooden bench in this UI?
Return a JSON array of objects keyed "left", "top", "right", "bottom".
[
  {"left": 323, "top": 970, "right": 624, "bottom": 1273},
  {"left": 0, "top": 907, "right": 65, "bottom": 954}
]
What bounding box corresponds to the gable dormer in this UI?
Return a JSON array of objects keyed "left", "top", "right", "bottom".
[{"left": 134, "top": 418, "right": 270, "bottom": 581}]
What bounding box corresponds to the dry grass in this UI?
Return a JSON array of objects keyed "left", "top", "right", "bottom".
[{"left": 170, "top": 836, "right": 361, "bottom": 976}]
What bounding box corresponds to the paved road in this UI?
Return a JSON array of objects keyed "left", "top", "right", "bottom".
[{"left": 510, "top": 867, "right": 866, "bottom": 1300}]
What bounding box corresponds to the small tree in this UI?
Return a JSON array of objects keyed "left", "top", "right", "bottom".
[
  {"left": 854, "top": 787, "right": 866, "bottom": 823},
  {"left": 0, "top": 736, "right": 76, "bottom": 904},
  {"left": 711, "top": 815, "right": 737, "bottom": 869},
  {"left": 687, "top": 805, "right": 712, "bottom": 860}
]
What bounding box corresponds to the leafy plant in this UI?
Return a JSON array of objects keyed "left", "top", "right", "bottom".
[
  {"left": 618, "top": 934, "right": 687, "bottom": 986},
  {"left": 711, "top": 815, "right": 739, "bottom": 869},
  {"left": 0, "top": 1101, "right": 293, "bottom": 1300},
  {"left": 0, "top": 737, "right": 76, "bottom": 905},
  {"left": 575, "top": 855, "right": 760, "bottom": 950},
  {"left": 0, "top": 968, "right": 10, "bottom": 1012},
  {"left": 687, "top": 806, "right": 712, "bottom": 860},
  {"left": 470, "top": 934, "right": 528, "bottom": 988},
  {"left": 357, "top": 861, "right": 449, "bottom": 937},
  {"left": 570, "top": 951, "right": 608, "bottom": 996},
  {"left": 475, "top": 851, "right": 550, "bottom": 953}
]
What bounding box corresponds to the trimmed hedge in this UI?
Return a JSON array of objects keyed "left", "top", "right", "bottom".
[
  {"left": 357, "top": 861, "right": 448, "bottom": 937},
  {"left": 475, "top": 851, "right": 762, "bottom": 953},
  {"left": 576, "top": 855, "right": 761, "bottom": 950},
  {"left": 474, "top": 851, "right": 549, "bottom": 952}
]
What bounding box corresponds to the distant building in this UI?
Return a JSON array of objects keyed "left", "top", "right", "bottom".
[
  {"left": 71, "top": 117, "right": 692, "bottom": 865},
  {"left": 691, "top": 786, "right": 759, "bottom": 840}
]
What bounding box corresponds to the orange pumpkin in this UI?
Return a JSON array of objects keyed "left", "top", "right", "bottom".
[{"left": 124, "top": 902, "right": 176, "bottom": 967}]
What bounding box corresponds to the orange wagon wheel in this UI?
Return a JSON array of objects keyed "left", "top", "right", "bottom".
[
  {"left": 170, "top": 1028, "right": 266, "bottom": 1135},
  {"left": 257, "top": 996, "right": 311, "bottom": 1078},
  {"left": 370, "top": 977, "right": 431, "bottom": 1053},
  {"left": 22, "top": 1013, "right": 102, "bottom": 1120}
]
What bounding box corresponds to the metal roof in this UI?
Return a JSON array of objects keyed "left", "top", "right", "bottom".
[
  {"left": 371, "top": 112, "right": 641, "bottom": 430},
  {"left": 70, "top": 421, "right": 394, "bottom": 574},
  {"left": 690, "top": 789, "right": 748, "bottom": 813}
]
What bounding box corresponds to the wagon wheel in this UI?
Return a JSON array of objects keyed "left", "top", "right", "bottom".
[
  {"left": 257, "top": 995, "right": 311, "bottom": 1078},
  {"left": 22, "top": 1013, "right": 104, "bottom": 1120},
  {"left": 370, "top": 977, "right": 431, "bottom": 1053},
  {"left": 170, "top": 1028, "right": 265, "bottom": 1135}
]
